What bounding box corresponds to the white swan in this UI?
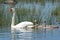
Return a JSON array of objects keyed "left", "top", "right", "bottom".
[{"left": 10, "top": 8, "right": 34, "bottom": 32}]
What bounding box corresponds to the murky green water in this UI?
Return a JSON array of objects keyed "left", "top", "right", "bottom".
[{"left": 0, "top": 0, "right": 60, "bottom": 40}]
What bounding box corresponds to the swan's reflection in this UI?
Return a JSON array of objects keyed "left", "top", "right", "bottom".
[
  {"left": 11, "top": 28, "right": 34, "bottom": 40},
  {"left": 11, "top": 28, "right": 54, "bottom": 40}
]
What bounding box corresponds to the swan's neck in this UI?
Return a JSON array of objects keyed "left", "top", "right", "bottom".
[{"left": 11, "top": 8, "right": 15, "bottom": 27}]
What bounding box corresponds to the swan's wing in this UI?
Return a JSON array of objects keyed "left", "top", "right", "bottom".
[{"left": 14, "top": 21, "right": 33, "bottom": 28}]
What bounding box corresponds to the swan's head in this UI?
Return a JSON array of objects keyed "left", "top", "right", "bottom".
[{"left": 9, "top": 8, "right": 15, "bottom": 12}]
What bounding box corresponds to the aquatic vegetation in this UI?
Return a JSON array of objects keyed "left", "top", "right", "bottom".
[
  {"left": 52, "top": 6, "right": 60, "bottom": 23},
  {"left": 52, "top": 6, "right": 60, "bottom": 16},
  {"left": 0, "top": 5, "right": 11, "bottom": 27},
  {"left": 0, "top": 0, "right": 60, "bottom": 27},
  {"left": 15, "top": 7, "right": 41, "bottom": 24},
  {"left": 0, "top": 0, "right": 5, "bottom": 3}
]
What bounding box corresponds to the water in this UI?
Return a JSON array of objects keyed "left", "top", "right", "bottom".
[
  {"left": 0, "top": 27, "right": 60, "bottom": 40},
  {"left": 0, "top": 0, "right": 60, "bottom": 40},
  {"left": 12, "top": 28, "right": 60, "bottom": 40}
]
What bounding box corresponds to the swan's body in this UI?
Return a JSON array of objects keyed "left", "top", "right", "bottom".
[
  {"left": 12, "top": 21, "right": 33, "bottom": 29},
  {"left": 10, "top": 8, "right": 59, "bottom": 32}
]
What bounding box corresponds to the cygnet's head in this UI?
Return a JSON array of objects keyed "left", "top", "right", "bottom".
[{"left": 34, "top": 19, "right": 37, "bottom": 23}]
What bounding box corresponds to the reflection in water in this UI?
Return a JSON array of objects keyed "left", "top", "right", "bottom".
[
  {"left": 0, "top": 33, "right": 11, "bottom": 40},
  {"left": 11, "top": 28, "right": 60, "bottom": 40}
]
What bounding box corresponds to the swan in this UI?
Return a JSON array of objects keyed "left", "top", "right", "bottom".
[
  {"left": 10, "top": 8, "right": 34, "bottom": 39},
  {"left": 10, "top": 7, "right": 59, "bottom": 32},
  {"left": 10, "top": 8, "right": 34, "bottom": 32}
]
